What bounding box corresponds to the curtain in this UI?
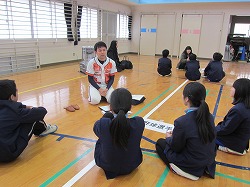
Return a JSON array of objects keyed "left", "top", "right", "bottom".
[
  {"left": 128, "top": 15, "right": 132, "bottom": 40},
  {"left": 76, "top": 5, "right": 83, "bottom": 41},
  {"left": 64, "top": 3, "right": 74, "bottom": 41}
]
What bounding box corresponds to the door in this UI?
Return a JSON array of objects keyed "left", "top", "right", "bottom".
[
  {"left": 140, "top": 15, "right": 157, "bottom": 56},
  {"left": 156, "top": 14, "right": 176, "bottom": 56},
  {"left": 179, "top": 14, "right": 202, "bottom": 55},
  {"left": 102, "top": 11, "right": 117, "bottom": 46},
  {"left": 198, "top": 14, "right": 223, "bottom": 58}
]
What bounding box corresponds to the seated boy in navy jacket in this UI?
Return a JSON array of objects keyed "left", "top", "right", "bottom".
[
  {"left": 204, "top": 52, "right": 225, "bottom": 82},
  {"left": 185, "top": 53, "right": 201, "bottom": 81},
  {"left": 157, "top": 49, "right": 172, "bottom": 76},
  {"left": 0, "top": 80, "right": 58, "bottom": 162}
]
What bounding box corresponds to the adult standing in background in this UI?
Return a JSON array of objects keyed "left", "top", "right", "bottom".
[{"left": 107, "top": 40, "right": 123, "bottom": 72}]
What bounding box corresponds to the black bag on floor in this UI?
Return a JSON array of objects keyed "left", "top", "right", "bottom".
[
  {"left": 116, "top": 62, "right": 125, "bottom": 72},
  {"left": 121, "top": 56, "right": 133, "bottom": 69}
]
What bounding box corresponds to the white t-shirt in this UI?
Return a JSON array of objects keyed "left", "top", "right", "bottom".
[{"left": 86, "top": 57, "right": 117, "bottom": 87}]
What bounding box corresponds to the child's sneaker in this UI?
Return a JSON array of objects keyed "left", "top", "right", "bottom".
[
  {"left": 169, "top": 163, "right": 199, "bottom": 180},
  {"left": 165, "top": 73, "right": 172, "bottom": 77},
  {"left": 39, "top": 124, "right": 58, "bottom": 137},
  {"left": 218, "top": 146, "right": 246, "bottom": 155}
]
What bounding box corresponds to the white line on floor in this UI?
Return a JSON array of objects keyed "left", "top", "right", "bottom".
[
  {"left": 143, "top": 79, "right": 188, "bottom": 119},
  {"left": 62, "top": 160, "right": 96, "bottom": 187}
]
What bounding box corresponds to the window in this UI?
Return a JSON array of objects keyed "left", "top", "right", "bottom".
[
  {"left": 80, "top": 7, "right": 98, "bottom": 38},
  {"left": 0, "top": 0, "right": 67, "bottom": 39},
  {"left": 117, "top": 14, "right": 129, "bottom": 39},
  {"left": 234, "top": 23, "right": 250, "bottom": 37},
  {"left": 0, "top": 1, "right": 9, "bottom": 39},
  {"left": 52, "top": 2, "right": 67, "bottom": 38},
  {"left": 32, "top": 0, "right": 52, "bottom": 38},
  {"left": 32, "top": 0, "right": 67, "bottom": 38},
  {"left": 9, "top": 0, "right": 31, "bottom": 38},
  {"left": 0, "top": 0, "right": 32, "bottom": 39}
]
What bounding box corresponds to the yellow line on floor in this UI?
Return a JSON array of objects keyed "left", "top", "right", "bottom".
[{"left": 19, "top": 75, "right": 85, "bottom": 94}]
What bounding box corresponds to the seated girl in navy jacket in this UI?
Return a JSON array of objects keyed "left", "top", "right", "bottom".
[
  {"left": 204, "top": 52, "right": 225, "bottom": 82},
  {"left": 93, "top": 88, "right": 145, "bottom": 179},
  {"left": 185, "top": 53, "right": 201, "bottom": 81},
  {"left": 216, "top": 78, "right": 250, "bottom": 155},
  {"left": 156, "top": 82, "right": 216, "bottom": 180}
]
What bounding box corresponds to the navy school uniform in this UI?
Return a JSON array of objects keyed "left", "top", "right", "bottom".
[
  {"left": 216, "top": 102, "right": 250, "bottom": 153},
  {"left": 204, "top": 60, "right": 225, "bottom": 82},
  {"left": 0, "top": 100, "right": 47, "bottom": 162},
  {"left": 185, "top": 60, "right": 201, "bottom": 81},
  {"left": 157, "top": 57, "right": 172, "bottom": 76},
  {"left": 93, "top": 116, "right": 145, "bottom": 179},
  {"left": 164, "top": 109, "right": 216, "bottom": 178}
]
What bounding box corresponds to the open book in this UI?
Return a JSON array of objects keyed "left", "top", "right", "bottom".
[
  {"left": 99, "top": 105, "right": 132, "bottom": 114},
  {"left": 132, "top": 95, "right": 146, "bottom": 105},
  {"left": 98, "top": 105, "right": 111, "bottom": 112}
]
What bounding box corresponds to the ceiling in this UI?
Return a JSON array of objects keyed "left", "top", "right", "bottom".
[
  {"left": 105, "top": 0, "right": 138, "bottom": 6},
  {"left": 105, "top": 0, "right": 250, "bottom": 6}
]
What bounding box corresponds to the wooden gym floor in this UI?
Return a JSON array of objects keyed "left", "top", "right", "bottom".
[{"left": 0, "top": 55, "right": 249, "bottom": 187}]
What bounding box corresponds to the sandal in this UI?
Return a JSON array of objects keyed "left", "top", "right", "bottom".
[
  {"left": 64, "top": 105, "right": 75, "bottom": 112},
  {"left": 72, "top": 104, "right": 80, "bottom": 110}
]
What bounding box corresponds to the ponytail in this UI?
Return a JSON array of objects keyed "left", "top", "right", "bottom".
[
  {"left": 196, "top": 100, "right": 215, "bottom": 144},
  {"left": 183, "top": 82, "right": 215, "bottom": 144},
  {"left": 110, "top": 110, "right": 131, "bottom": 149}
]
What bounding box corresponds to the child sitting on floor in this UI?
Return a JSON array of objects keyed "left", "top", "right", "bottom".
[
  {"left": 185, "top": 53, "right": 201, "bottom": 81},
  {"left": 156, "top": 82, "right": 216, "bottom": 180},
  {"left": 93, "top": 88, "right": 145, "bottom": 179},
  {"left": 216, "top": 78, "right": 250, "bottom": 155},
  {"left": 204, "top": 52, "right": 225, "bottom": 82},
  {"left": 0, "top": 79, "right": 58, "bottom": 162},
  {"left": 157, "top": 49, "right": 172, "bottom": 76}
]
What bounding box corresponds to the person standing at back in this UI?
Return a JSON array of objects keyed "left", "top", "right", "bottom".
[
  {"left": 176, "top": 46, "right": 192, "bottom": 70},
  {"left": 86, "top": 41, "right": 117, "bottom": 105},
  {"left": 216, "top": 78, "right": 250, "bottom": 155},
  {"left": 204, "top": 52, "right": 225, "bottom": 82},
  {"left": 107, "top": 40, "right": 123, "bottom": 72},
  {"left": 155, "top": 82, "right": 216, "bottom": 180},
  {"left": 185, "top": 53, "right": 201, "bottom": 81},
  {"left": 157, "top": 49, "right": 172, "bottom": 76},
  {"left": 93, "top": 88, "right": 145, "bottom": 179}
]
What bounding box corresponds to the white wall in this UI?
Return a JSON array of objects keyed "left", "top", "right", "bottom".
[
  {"left": 130, "top": 2, "right": 250, "bottom": 57},
  {"left": 6, "top": 1, "right": 250, "bottom": 66}
]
